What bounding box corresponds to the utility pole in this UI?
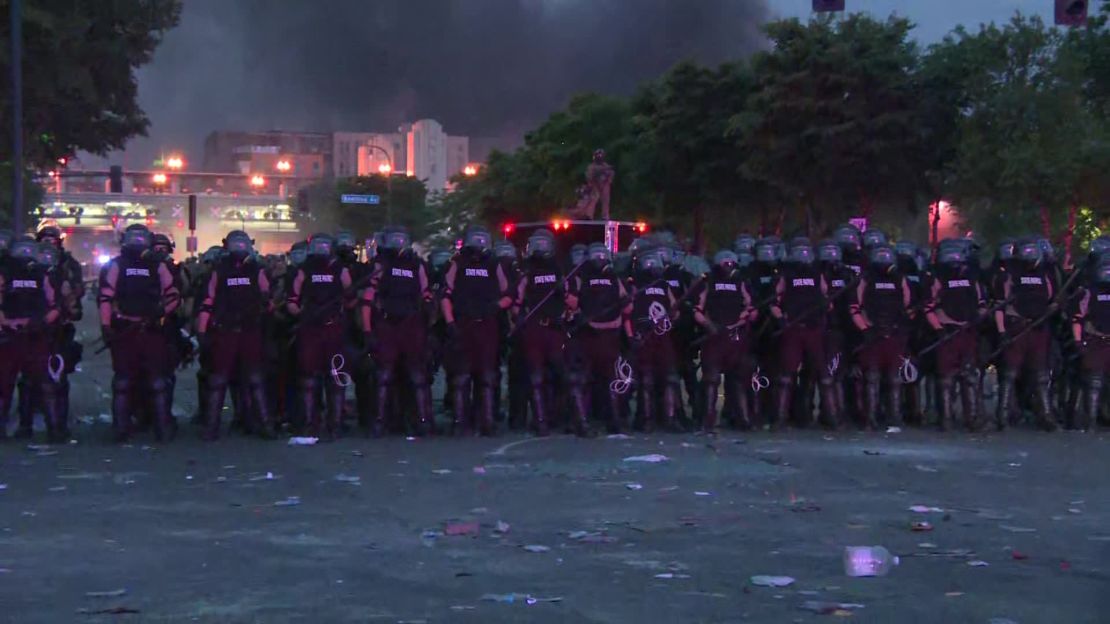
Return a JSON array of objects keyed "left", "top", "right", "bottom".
[{"left": 11, "top": 0, "right": 24, "bottom": 233}]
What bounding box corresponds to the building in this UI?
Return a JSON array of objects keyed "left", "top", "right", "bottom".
[
  {"left": 333, "top": 131, "right": 406, "bottom": 178},
  {"left": 203, "top": 130, "right": 331, "bottom": 179},
  {"left": 403, "top": 119, "right": 470, "bottom": 193}
]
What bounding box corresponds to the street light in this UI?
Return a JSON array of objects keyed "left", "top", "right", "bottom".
[
  {"left": 250, "top": 175, "right": 265, "bottom": 188},
  {"left": 151, "top": 172, "right": 168, "bottom": 185},
  {"left": 378, "top": 162, "right": 392, "bottom": 175},
  {"left": 463, "top": 164, "right": 479, "bottom": 176},
  {"left": 276, "top": 159, "right": 292, "bottom": 173},
  {"left": 166, "top": 156, "right": 184, "bottom": 170}
]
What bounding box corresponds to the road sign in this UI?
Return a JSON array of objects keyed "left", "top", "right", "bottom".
[{"left": 341, "top": 194, "right": 381, "bottom": 205}]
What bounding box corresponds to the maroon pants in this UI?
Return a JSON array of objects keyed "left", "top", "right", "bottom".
[
  {"left": 778, "top": 326, "right": 827, "bottom": 378},
  {"left": 700, "top": 330, "right": 751, "bottom": 381},
  {"left": 296, "top": 322, "right": 345, "bottom": 377},
  {"left": 935, "top": 328, "right": 978, "bottom": 375},
  {"left": 446, "top": 317, "right": 500, "bottom": 377},
  {"left": 208, "top": 326, "right": 265, "bottom": 378},
  {"left": 1002, "top": 326, "right": 1049, "bottom": 372},
  {"left": 570, "top": 327, "right": 622, "bottom": 382},
  {"left": 633, "top": 333, "right": 676, "bottom": 379},
  {"left": 858, "top": 333, "right": 907, "bottom": 375},
  {"left": 109, "top": 325, "right": 170, "bottom": 379},
  {"left": 520, "top": 322, "right": 565, "bottom": 376},
  {"left": 375, "top": 314, "right": 427, "bottom": 375},
  {"left": 0, "top": 331, "right": 51, "bottom": 407}
]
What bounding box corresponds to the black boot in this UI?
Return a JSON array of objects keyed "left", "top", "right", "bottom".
[
  {"left": 818, "top": 378, "right": 841, "bottom": 430},
  {"left": 1032, "top": 372, "right": 1059, "bottom": 432},
  {"left": 635, "top": 375, "right": 655, "bottom": 433},
  {"left": 569, "top": 382, "right": 593, "bottom": 437},
  {"left": 1083, "top": 374, "right": 1103, "bottom": 432},
  {"left": 42, "top": 382, "right": 68, "bottom": 444},
  {"left": 111, "top": 375, "right": 132, "bottom": 443},
  {"left": 529, "top": 377, "right": 550, "bottom": 437},
  {"left": 299, "top": 377, "right": 320, "bottom": 437},
  {"left": 730, "top": 375, "right": 753, "bottom": 431},
  {"left": 149, "top": 377, "right": 175, "bottom": 444},
  {"left": 324, "top": 380, "right": 345, "bottom": 441},
  {"left": 863, "top": 372, "right": 881, "bottom": 430},
  {"left": 771, "top": 376, "right": 793, "bottom": 431},
  {"left": 884, "top": 374, "right": 903, "bottom": 427},
  {"left": 202, "top": 375, "right": 228, "bottom": 441},
  {"left": 606, "top": 390, "right": 625, "bottom": 434},
  {"left": 661, "top": 380, "right": 683, "bottom": 433},
  {"left": 412, "top": 376, "right": 434, "bottom": 437},
  {"left": 451, "top": 375, "right": 472, "bottom": 436},
  {"left": 372, "top": 370, "right": 392, "bottom": 438},
  {"left": 995, "top": 370, "right": 1016, "bottom": 431},
  {"left": 247, "top": 373, "right": 277, "bottom": 439},
  {"left": 959, "top": 368, "right": 982, "bottom": 432},
  {"left": 937, "top": 376, "right": 955, "bottom": 431},
  {"left": 15, "top": 379, "right": 34, "bottom": 439},
  {"left": 703, "top": 377, "right": 721, "bottom": 433}
]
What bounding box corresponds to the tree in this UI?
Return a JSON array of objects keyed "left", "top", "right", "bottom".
[
  {"left": 733, "top": 14, "right": 923, "bottom": 237},
  {"left": 0, "top": 0, "right": 181, "bottom": 222},
  {"left": 304, "top": 175, "right": 431, "bottom": 241},
  {"left": 944, "top": 14, "right": 1107, "bottom": 265}
]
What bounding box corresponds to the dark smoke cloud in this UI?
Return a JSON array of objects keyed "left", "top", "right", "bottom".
[{"left": 116, "top": 0, "right": 770, "bottom": 166}]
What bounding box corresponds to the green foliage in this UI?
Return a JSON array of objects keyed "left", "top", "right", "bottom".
[{"left": 304, "top": 175, "right": 431, "bottom": 240}]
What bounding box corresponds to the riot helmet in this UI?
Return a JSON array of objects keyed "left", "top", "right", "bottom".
[
  {"left": 737, "top": 252, "right": 755, "bottom": 268},
  {"left": 381, "top": 226, "right": 411, "bottom": 252},
  {"left": 1089, "top": 235, "right": 1110, "bottom": 260},
  {"left": 733, "top": 233, "right": 756, "bottom": 255},
  {"left": 289, "top": 241, "right": 308, "bottom": 267},
  {"left": 10, "top": 236, "right": 38, "bottom": 261},
  {"left": 587, "top": 242, "right": 611, "bottom": 270},
  {"left": 637, "top": 248, "right": 664, "bottom": 277},
  {"left": 895, "top": 240, "right": 917, "bottom": 259},
  {"left": 997, "top": 238, "right": 1016, "bottom": 262},
  {"left": 224, "top": 230, "right": 254, "bottom": 258},
  {"left": 36, "top": 225, "right": 62, "bottom": 248},
  {"left": 862, "top": 228, "right": 888, "bottom": 250},
  {"left": 1016, "top": 237, "right": 1042, "bottom": 266},
  {"left": 834, "top": 225, "right": 862, "bottom": 253},
  {"left": 120, "top": 225, "right": 152, "bottom": 253},
  {"left": 787, "top": 239, "right": 814, "bottom": 265},
  {"left": 429, "top": 248, "right": 453, "bottom": 271},
  {"left": 307, "top": 233, "right": 335, "bottom": 257},
  {"left": 817, "top": 239, "right": 841, "bottom": 264},
  {"left": 1095, "top": 258, "right": 1110, "bottom": 284},
  {"left": 35, "top": 242, "right": 60, "bottom": 267},
  {"left": 463, "top": 225, "right": 492, "bottom": 252},
  {"left": 525, "top": 229, "right": 555, "bottom": 258},
  {"left": 569, "top": 243, "right": 588, "bottom": 266},
  {"left": 754, "top": 239, "right": 777, "bottom": 264},
  {"left": 152, "top": 233, "right": 174, "bottom": 255},
  {"left": 937, "top": 244, "right": 967, "bottom": 267},
  {"left": 493, "top": 241, "right": 517, "bottom": 260},
  {"left": 869, "top": 244, "right": 896, "bottom": 269}
]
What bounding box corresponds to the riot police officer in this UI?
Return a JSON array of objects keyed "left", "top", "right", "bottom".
[
  {"left": 566, "top": 242, "right": 630, "bottom": 433},
  {"left": 493, "top": 241, "right": 524, "bottom": 428},
  {"left": 626, "top": 249, "right": 681, "bottom": 432},
  {"left": 197, "top": 230, "right": 277, "bottom": 440},
  {"left": 695, "top": 250, "right": 755, "bottom": 432},
  {"left": 772, "top": 239, "right": 839, "bottom": 429},
  {"left": 0, "top": 237, "right": 61, "bottom": 441},
  {"left": 286, "top": 233, "right": 354, "bottom": 440},
  {"left": 818, "top": 239, "right": 857, "bottom": 423},
  {"left": 994, "top": 238, "right": 1058, "bottom": 431},
  {"left": 441, "top": 226, "right": 512, "bottom": 436},
  {"left": 98, "top": 225, "right": 180, "bottom": 443},
  {"left": 1071, "top": 256, "right": 1110, "bottom": 432},
  {"left": 924, "top": 243, "right": 986, "bottom": 431},
  {"left": 851, "top": 244, "right": 912, "bottom": 429},
  {"left": 335, "top": 230, "right": 373, "bottom": 431},
  {"left": 514, "top": 229, "right": 573, "bottom": 436},
  {"left": 362, "top": 225, "right": 434, "bottom": 437}
]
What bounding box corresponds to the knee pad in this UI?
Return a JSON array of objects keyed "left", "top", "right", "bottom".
[
  {"left": 528, "top": 370, "right": 546, "bottom": 388},
  {"left": 149, "top": 376, "right": 169, "bottom": 393},
  {"left": 452, "top": 375, "right": 471, "bottom": 389},
  {"left": 112, "top": 376, "right": 131, "bottom": 393},
  {"left": 407, "top": 370, "right": 428, "bottom": 388},
  {"left": 376, "top": 369, "right": 395, "bottom": 387},
  {"left": 864, "top": 371, "right": 881, "bottom": 384}
]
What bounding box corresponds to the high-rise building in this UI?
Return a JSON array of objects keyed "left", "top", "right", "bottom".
[
  {"left": 403, "top": 119, "right": 469, "bottom": 193},
  {"left": 203, "top": 130, "right": 331, "bottom": 178},
  {"left": 333, "top": 131, "right": 406, "bottom": 178}
]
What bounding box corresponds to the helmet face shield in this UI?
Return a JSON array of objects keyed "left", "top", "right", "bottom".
[
  {"left": 121, "top": 228, "right": 152, "bottom": 251},
  {"left": 307, "top": 234, "right": 335, "bottom": 257},
  {"left": 818, "top": 242, "right": 841, "bottom": 263},
  {"left": 788, "top": 244, "right": 814, "bottom": 265},
  {"left": 1017, "top": 241, "right": 1042, "bottom": 264},
  {"left": 569, "top": 244, "right": 587, "bottom": 265},
  {"left": 1090, "top": 236, "right": 1110, "bottom": 258},
  {"left": 587, "top": 243, "right": 611, "bottom": 265},
  {"left": 862, "top": 229, "right": 887, "bottom": 249},
  {"left": 834, "top": 227, "right": 861, "bottom": 252},
  {"left": 464, "top": 228, "right": 492, "bottom": 251},
  {"left": 526, "top": 233, "right": 555, "bottom": 258},
  {"left": 734, "top": 234, "right": 756, "bottom": 255},
  {"left": 382, "top": 228, "right": 410, "bottom": 251},
  {"left": 225, "top": 231, "right": 253, "bottom": 257},
  {"left": 1097, "top": 261, "right": 1110, "bottom": 284},
  {"left": 713, "top": 249, "right": 738, "bottom": 269},
  {"left": 869, "top": 245, "right": 895, "bottom": 267},
  {"left": 35, "top": 243, "right": 60, "bottom": 267},
  {"left": 10, "top": 238, "right": 37, "bottom": 260},
  {"left": 493, "top": 242, "right": 516, "bottom": 260},
  {"left": 754, "top": 243, "right": 776, "bottom": 263}
]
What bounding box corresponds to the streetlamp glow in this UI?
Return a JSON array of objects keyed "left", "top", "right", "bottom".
[
  {"left": 166, "top": 156, "right": 184, "bottom": 170},
  {"left": 151, "top": 172, "right": 168, "bottom": 185},
  {"left": 276, "top": 159, "right": 292, "bottom": 172},
  {"left": 250, "top": 175, "right": 265, "bottom": 188},
  {"left": 463, "top": 164, "right": 479, "bottom": 176},
  {"left": 378, "top": 162, "right": 392, "bottom": 175}
]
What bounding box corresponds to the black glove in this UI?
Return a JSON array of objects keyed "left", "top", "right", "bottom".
[{"left": 445, "top": 322, "right": 459, "bottom": 343}]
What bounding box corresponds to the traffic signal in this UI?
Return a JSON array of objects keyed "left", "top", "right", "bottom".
[
  {"left": 1055, "top": 0, "right": 1087, "bottom": 26},
  {"left": 813, "top": 0, "right": 845, "bottom": 12},
  {"left": 109, "top": 165, "right": 123, "bottom": 193},
  {"left": 187, "top": 194, "right": 197, "bottom": 230},
  {"left": 297, "top": 189, "right": 310, "bottom": 214}
]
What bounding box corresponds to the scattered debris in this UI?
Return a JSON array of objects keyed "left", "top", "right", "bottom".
[
  {"left": 273, "top": 496, "right": 301, "bottom": 507},
  {"left": 790, "top": 501, "right": 822, "bottom": 513},
  {"left": 473, "top": 466, "right": 487, "bottom": 475},
  {"left": 445, "top": 522, "right": 480, "bottom": 537},
  {"left": 522, "top": 544, "right": 550, "bottom": 553},
  {"left": 1011, "top": 550, "right": 1029, "bottom": 561},
  {"left": 480, "top": 593, "right": 563, "bottom": 605},
  {"left": 625, "top": 483, "right": 643, "bottom": 491},
  {"left": 334, "top": 474, "right": 361, "bottom": 485},
  {"left": 606, "top": 433, "right": 632, "bottom": 440},
  {"left": 494, "top": 521, "right": 511, "bottom": 534},
  {"left": 623, "top": 454, "right": 669, "bottom": 463},
  {"left": 999, "top": 525, "right": 1036, "bottom": 533},
  {"left": 249, "top": 472, "right": 277, "bottom": 482},
  {"left": 911, "top": 522, "right": 933, "bottom": 532},
  {"left": 798, "top": 601, "right": 865, "bottom": 614},
  {"left": 694, "top": 491, "right": 712, "bottom": 497},
  {"left": 862, "top": 450, "right": 883, "bottom": 456},
  {"left": 49, "top": 486, "right": 67, "bottom": 492},
  {"left": 914, "top": 464, "right": 939, "bottom": 473},
  {"left": 76, "top": 607, "right": 140, "bottom": 615},
  {"left": 654, "top": 573, "right": 691, "bottom": 579},
  {"left": 751, "top": 575, "right": 795, "bottom": 587},
  {"left": 843, "top": 546, "right": 899, "bottom": 577},
  {"left": 432, "top": 469, "right": 452, "bottom": 475},
  {"left": 908, "top": 505, "right": 945, "bottom": 513},
  {"left": 287, "top": 437, "right": 318, "bottom": 446},
  {"left": 85, "top": 589, "right": 127, "bottom": 598},
  {"left": 967, "top": 560, "right": 990, "bottom": 567},
  {"left": 420, "top": 530, "right": 441, "bottom": 547},
  {"left": 886, "top": 426, "right": 902, "bottom": 433},
  {"left": 988, "top": 618, "right": 1018, "bottom": 624}
]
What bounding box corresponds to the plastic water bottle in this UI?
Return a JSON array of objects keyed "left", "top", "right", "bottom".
[{"left": 843, "top": 546, "right": 899, "bottom": 577}]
